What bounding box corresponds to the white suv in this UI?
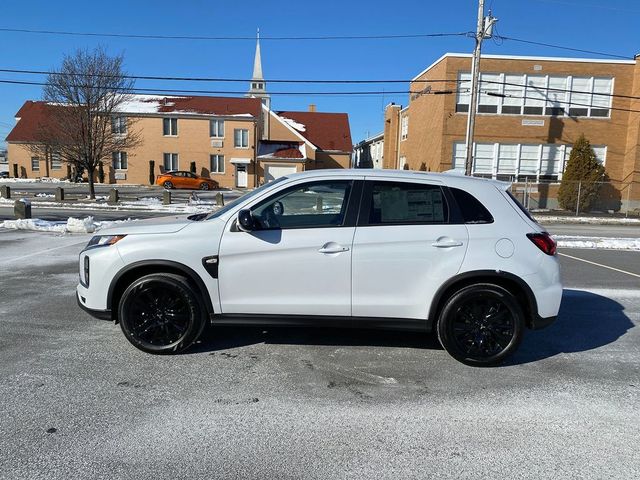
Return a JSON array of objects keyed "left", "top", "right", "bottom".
[{"left": 77, "top": 170, "right": 561, "bottom": 366}]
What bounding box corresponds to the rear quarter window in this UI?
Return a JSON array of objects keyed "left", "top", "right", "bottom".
[{"left": 450, "top": 188, "right": 494, "bottom": 224}]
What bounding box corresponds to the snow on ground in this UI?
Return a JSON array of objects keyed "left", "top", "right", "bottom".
[
  {"left": 554, "top": 235, "right": 640, "bottom": 251},
  {"left": 1, "top": 216, "right": 135, "bottom": 234},
  {"left": 0, "top": 195, "right": 219, "bottom": 214},
  {"left": 536, "top": 215, "right": 640, "bottom": 225},
  {"left": 0, "top": 177, "right": 69, "bottom": 184}
]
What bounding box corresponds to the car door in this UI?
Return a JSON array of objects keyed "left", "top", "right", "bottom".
[
  {"left": 218, "top": 178, "right": 362, "bottom": 316},
  {"left": 351, "top": 178, "right": 469, "bottom": 320}
]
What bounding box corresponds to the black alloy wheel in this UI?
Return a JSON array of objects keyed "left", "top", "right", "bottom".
[
  {"left": 437, "top": 284, "right": 524, "bottom": 366},
  {"left": 200, "top": 182, "right": 210, "bottom": 190},
  {"left": 118, "top": 273, "right": 206, "bottom": 354},
  {"left": 163, "top": 181, "right": 174, "bottom": 189}
]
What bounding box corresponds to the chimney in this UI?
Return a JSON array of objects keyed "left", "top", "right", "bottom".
[{"left": 308, "top": 104, "right": 316, "bottom": 112}]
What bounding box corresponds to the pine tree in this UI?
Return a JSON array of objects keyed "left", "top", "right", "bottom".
[{"left": 557, "top": 134, "right": 605, "bottom": 212}]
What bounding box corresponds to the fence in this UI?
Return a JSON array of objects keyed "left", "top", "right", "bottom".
[{"left": 510, "top": 180, "right": 638, "bottom": 217}]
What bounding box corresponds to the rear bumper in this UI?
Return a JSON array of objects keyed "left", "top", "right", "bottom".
[{"left": 76, "top": 291, "right": 112, "bottom": 321}]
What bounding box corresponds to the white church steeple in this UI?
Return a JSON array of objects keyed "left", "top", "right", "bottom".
[{"left": 248, "top": 29, "right": 268, "bottom": 99}]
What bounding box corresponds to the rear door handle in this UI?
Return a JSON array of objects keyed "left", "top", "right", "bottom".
[
  {"left": 318, "top": 242, "right": 350, "bottom": 254},
  {"left": 432, "top": 238, "right": 464, "bottom": 248}
]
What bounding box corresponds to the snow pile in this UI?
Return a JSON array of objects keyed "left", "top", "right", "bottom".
[
  {"left": 554, "top": 235, "right": 640, "bottom": 251},
  {"left": 35, "top": 193, "right": 55, "bottom": 198},
  {"left": 280, "top": 117, "right": 306, "bottom": 132},
  {"left": 536, "top": 215, "right": 640, "bottom": 225},
  {"left": 0, "top": 216, "right": 135, "bottom": 234}
]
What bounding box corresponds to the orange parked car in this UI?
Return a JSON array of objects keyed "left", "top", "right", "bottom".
[{"left": 155, "top": 171, "right": 218, "bottom": 190}]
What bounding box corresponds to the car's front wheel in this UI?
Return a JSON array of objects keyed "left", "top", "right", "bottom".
[
  {"left": 437, "top": 284, "right": 524, "bottom": 367},
  {"left": 199, "top": 182, "right": 210, "bottom": 190},
  {"left": 118, "top": 273, "right": 206, "bottom": 354}
]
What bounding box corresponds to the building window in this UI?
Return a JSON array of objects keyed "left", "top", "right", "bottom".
[
  {"left": 163, "top": 118, "right": 178, "bottom": 136},
  {"left": 401, "top": 116, "right": 409, "bottom": 140},
  {"left": 51, "top": 153, "right": 62, "bottom": 170},
  {"left": 163, "top": 153, "right": 179, "bottom": 171},
  {"left": 210, "top": 119, "right": 224, "bottom": 138},
  {"left": 112, "top": 151, "right": 128, "bottom": 170},
  {"left": 210, "top": 154, "right": 224, "bottom": 174},
  {"left": 453, "top": 141, "right": 607, "bottom": 182},
  {"left": 111, "top": 116, "right": 127, "bottom": 135},
  {"left": 234, "top": 129, "right": 249, "bottom": 148},
  {"left": 478, "top": 73, "right": 501, "bottom": 113},
  {"left": 31, "top": 157, "right": 40, "bottom": 171},
  {"left": 455, "top": 72, "right": 613, "bottom": 118}
]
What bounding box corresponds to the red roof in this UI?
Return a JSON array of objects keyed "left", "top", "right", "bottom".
[
  {"left": 142, "top": 96, "right": 262, "bottom": 118},
  {"left": 258, "top": 140, "right": 304, "bottom": 159},
  {"left": 6, "top": 101, "right": 55, "bottom": 142},
  {"left": 276, "top": 111, "right": 352, "bottom": 152}
]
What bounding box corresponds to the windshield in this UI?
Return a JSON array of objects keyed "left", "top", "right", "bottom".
[{"left": 206, "top": 176, "right": 288, "bottom": 220}]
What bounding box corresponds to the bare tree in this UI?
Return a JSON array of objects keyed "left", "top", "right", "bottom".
[{"left": 43, "top": 47, "right": 140, "bottom": 198}]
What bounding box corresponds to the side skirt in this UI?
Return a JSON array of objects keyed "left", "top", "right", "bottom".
[{"left": 212, "top": 313, "right": 432, "bottom": 332}]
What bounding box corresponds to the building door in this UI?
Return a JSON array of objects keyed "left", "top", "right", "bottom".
[{"left": 236, "top": 165, "right": 248, "bottom": 188}]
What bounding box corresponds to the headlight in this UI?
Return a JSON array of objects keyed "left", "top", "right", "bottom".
[{"left": 86, "top": 234, "right": 127, "bottom": 249}]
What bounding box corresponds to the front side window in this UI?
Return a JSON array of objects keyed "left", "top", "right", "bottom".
[
  {"left": 163, "top": 118, "right": 178, "bottom": 136},
  {"left": 31, "top": 157, "right": 39, "bottom": 171},
  {"left": 210, "top": 119, "right": 224, "bottom": 138},
  {"left": 361, "top": 181, "right": 448, "bottom": 225},
  {"left": 163, "top": 153, "right": 179, "bottom": 170},
  {"left": 251, "top": 181, "right": 352, "bottom": 230},
  {"left": 112, "top": 151, "right": 128, "bottom": 170},
  {"left": 210, "top": 155, "right": 224, "bottom": 174},
  {"left": 234, "top": 129, "right": 249, "bottom": 148}
]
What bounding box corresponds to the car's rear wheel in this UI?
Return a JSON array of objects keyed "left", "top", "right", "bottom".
[
  {"left": 118, "top": 273, "right": 206, "bottom": 354},
  {"left": 199, "top": 182, "right": 210, "bottom": 190},
  {"left": 437, "top": 284, "right": 524, "bottom": 367},
  {"left": 163, "top": 181, "right": 174, "bottom": 189}
]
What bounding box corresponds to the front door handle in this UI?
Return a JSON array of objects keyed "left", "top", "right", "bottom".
[
  {"left": 432, "top": 237, "right": 464, "bottom": 248},
  {"left": 318, "top": 242, "right": 350, "bottom": 254}
]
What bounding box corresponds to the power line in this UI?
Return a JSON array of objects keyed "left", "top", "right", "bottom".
[
  {"left": 0, "top": 67, "right": 457, "bottom": 84},
  {"left": 496, "top": 34, "right": 632, "bottom": 60},
  {"left": 0, "top": 27, "right": 470, "bottom": 41},
  {"left": 0, "top": 78, "right": 456, "bottom": 96}
]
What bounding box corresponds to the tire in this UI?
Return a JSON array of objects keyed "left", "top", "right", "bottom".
[
  {"left": 163, "top": 181, "right": 174, "bottom": 189},
  {"left": 118, "top": 273, "right": 207, "bottom": 354},
  {"left": 436, "top": 283, "right": 525, "bottom": 367},
  {"left": 199, "top": 183, "right": 210, "bottom": 190}
]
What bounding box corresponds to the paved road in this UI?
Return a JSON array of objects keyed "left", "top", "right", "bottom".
[{"left": 0, "top": 230, "right": 639, "bottom": 479}]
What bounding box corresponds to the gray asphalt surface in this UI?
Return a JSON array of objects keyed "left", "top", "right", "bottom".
[{"left": 0, "top": 229, "right": 639, "bottom": 479}]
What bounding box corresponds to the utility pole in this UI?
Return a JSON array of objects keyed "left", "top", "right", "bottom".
[{"left": 464, "top": 0, "right": 497, "bottom": 176}]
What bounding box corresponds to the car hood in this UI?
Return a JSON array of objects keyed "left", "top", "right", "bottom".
[{"left": 98, "top": 215, "right": 196, "bottom": 236}]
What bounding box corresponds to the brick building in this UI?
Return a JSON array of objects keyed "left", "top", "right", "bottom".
[
  {"left": 5, "top": 37, "right": 352, "bottom": 188},
  {"left": 370, "top": 53, "right": 640, "bottom": 209}
]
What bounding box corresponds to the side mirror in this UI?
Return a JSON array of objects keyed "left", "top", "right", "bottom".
[{"left": 237, "top": 209, "right": 256, "bottom": 232}]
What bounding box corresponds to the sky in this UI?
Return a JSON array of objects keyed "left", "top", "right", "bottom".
[{"left": 0, "top": 0, "right": 638, "bottom": 149}]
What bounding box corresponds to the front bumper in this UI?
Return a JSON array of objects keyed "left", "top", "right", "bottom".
[{"left": 76, "top": 290, "right": 112, "bottom": 321}]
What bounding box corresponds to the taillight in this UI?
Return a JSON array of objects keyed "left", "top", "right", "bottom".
[{"left": 527, "top": 232, "right": 557, "bottom": 256}]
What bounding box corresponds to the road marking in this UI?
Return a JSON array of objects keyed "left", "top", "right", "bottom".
[
  {"left": 559, "top": 252, "right": 640, "bottom": 279},
  {"left": 0, "top": 241, "right": 86, "bottom": 265}
]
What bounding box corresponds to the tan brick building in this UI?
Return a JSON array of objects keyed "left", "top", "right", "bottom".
[
  {"left": 367, "top": 53, "right": 640, "bottom": 209},
  {"left": 5, "top": 37, "right": 352, "bottom": 189}
]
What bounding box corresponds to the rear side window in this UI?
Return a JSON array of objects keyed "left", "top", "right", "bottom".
[
  {"left": 361, "top": 181, "right": 448, "bottom": 225},
  {"left": 450, "top": 188, "right": 494, "bottom": 224}
]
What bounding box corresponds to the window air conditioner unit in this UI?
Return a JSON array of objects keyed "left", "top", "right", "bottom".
[{"left": 211, "top": 139, "right": 223, "bottom": 148}]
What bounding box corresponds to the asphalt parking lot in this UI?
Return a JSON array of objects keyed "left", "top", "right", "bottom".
[{"left": 1, "top": 227, "right": 639, "bottom": 479}]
